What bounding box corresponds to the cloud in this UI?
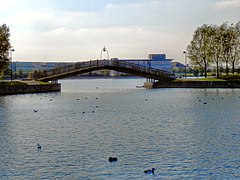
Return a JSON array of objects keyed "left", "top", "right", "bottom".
[
  {"left": 13, "top": 26, "right": 187, "bottom": 61},
  {"left": 213, "top": 0, "right": 240, "bottom": 9}
]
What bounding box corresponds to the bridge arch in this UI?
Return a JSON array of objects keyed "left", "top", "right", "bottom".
[{"left": 36, "top": 59, "right": 174, "bottom": 82}]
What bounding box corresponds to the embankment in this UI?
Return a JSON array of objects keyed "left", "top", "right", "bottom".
[
  {"left": 152, "top": 80, "right": 240, "bottom": 88},
  {"left": 0, "top": 81, "right": 61, "bottom": 95}
]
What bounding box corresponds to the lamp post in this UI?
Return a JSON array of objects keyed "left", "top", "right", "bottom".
[
  {"left": 183, "top": 51, "right": 187, "bottom": 78},
  {"left": 100, "top": 46, "right": 109, "bottom": 60},
  {"left": 10, "top": 49, "right": 15, "bottom": 81}
]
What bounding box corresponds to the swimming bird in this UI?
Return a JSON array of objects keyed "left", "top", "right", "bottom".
[
  {"left": 144, "top": 168, "right": 155, "bottom": 174},
  {"left": 108, "top": 157, "right": 117, "bottom": 162},
  {"left": 37, "top": 143, "right": 41, "bottom": 149},
  {"left": 33, "top": 109, "right": 38, "bottom": 113}
]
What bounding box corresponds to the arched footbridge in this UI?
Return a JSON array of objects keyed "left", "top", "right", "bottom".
[{"left": 36, "top": 59, "right": 174, "bottom": 82}]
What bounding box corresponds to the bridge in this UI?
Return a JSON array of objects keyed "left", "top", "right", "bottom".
[{"left": 36, "top": 59, "right": 174, "bottom": 82}]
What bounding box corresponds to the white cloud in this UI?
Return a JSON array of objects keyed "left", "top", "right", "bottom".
[
  {"left": 214, "top": 0, "right": 240, "bottom": 9},
  {"left": 13, "top": 26, "right": 188, "bottom": 61}
]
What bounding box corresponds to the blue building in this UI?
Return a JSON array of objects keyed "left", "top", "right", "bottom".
[
  {"left": 11, "top": 53, "right": 173, "bottom": 76},
  {"left": 116, "top": 54, "right": 173, "bottom": 72}
]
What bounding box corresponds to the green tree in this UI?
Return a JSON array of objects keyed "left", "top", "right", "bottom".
[
  {"left": 0, "top": 24, "right": 11, "bottom": 77},
  {"left": 221, "top": 23, "right": 233, "bottom": 75},
  {"left": 211, "top": 24, "right": 224, "bottom": 77},
  {"left": 187, "top": 24, "right": 213, "bottom": 77},
  {"left": 229, "top": 21, "right": 240, "bottom": 74}
]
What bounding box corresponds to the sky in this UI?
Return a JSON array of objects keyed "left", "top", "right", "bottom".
[{"left": 0, "top": 0, "right": 240, "bottom": 63}]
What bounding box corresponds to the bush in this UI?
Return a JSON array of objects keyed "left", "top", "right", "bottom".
[{"left": 219, "top": 74, "right": 240, "bottom": 81}]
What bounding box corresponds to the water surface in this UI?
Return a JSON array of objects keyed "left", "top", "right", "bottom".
[{"left": 0, "top": 79, "right": 239, "bottom": 179}]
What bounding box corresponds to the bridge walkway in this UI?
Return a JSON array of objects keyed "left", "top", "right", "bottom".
[{"left": 37, "top": 59, "right": 174, "bottom": 82}]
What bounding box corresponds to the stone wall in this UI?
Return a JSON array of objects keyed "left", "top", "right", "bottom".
[
  {"left": 154, "top": 81, "right": 240, "bottom": 88},
  {"left": 0, "top": 83, "right": 61, "bottom": 95}
]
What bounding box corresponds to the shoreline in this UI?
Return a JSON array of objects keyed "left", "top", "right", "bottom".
[
  {"left": 0, "top": 81, "right": 61, "bottom": 95},
  {"left": 149, "top": 80, "right": 240, "bottom": 88}
]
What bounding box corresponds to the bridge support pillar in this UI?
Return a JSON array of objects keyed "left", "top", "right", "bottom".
[
  {"left": 146, "top": 78, "right": 155, "bottom": 83},
  {"left": 144, "top": 78, "right": 155, "bottom": 88}
]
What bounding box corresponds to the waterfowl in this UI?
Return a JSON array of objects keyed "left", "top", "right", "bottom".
[
  {"left": 108, "top": 157, "right": 117, "bottom": 162},
  {"left": 33, "top": 109, "right": 38, "bottom": 113},
  {"left": 144, "top": 168, "right": 155, "bottom": 174},
  {"left": 37, "top": 143, "right": 41, "bottom": 149}
]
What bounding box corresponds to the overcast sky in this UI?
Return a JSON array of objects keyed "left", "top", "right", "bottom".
[{"left": 1, "top": 0, "right": 240, "bottom": 63}]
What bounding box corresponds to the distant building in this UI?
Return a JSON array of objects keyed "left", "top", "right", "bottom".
[
  {"left": 12, "top": 62, "right": 72, "bottom": 74},
  {"left": 172, "top": 62, "right": 186, "bottom": 69},
  {"left": 11, "top": 53, "right": 173, "bottom": 77},
  {"left": 117, "top": 54, "right": 173, "bottom": 72}
]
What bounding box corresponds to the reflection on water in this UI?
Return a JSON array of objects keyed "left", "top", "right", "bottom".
[{"left": 0, "top": 79, "right": 239, "bottom": 179}]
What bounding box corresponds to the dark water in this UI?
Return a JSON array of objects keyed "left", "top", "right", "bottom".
[{"left": 0, "top": 79, "right": 239, "bottom": 179}]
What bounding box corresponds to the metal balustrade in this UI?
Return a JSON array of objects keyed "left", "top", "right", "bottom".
[{"left": 37, "top": 59, "right": 173, "bottom": 82}]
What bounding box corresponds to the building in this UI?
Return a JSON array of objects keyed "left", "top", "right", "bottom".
[
  {"left": 117, "top": 54, "right": 173, "bottom": 72},
  {"left": 10, "top": 53, "right": 173, "bottom": 77},
  {"left": 12, "top": 62, "right": 72, "bottom": 74}
]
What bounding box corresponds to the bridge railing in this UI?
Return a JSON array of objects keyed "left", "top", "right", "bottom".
[
  {"left": 111, "top": 59, "right": 171, "bottom": 77},
  {"left": 39, "top": 59, "right": 172, "bottom": 80}
]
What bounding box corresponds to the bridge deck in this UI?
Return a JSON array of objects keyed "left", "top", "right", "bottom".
[{"left": 36, "top": 59, "right": 174, "bottom": 82}]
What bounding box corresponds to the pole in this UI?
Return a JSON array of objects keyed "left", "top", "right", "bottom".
[
  {"left": 10, "top": 49, "right": 15, "bottom": 81},
  {"left": 183, "top": 51, "right": 186, "bottom": 78}
]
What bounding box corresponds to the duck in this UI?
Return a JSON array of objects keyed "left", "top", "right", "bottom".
[
  {"left": 108, "top": 157, "right": 117, "bottom": 162},
  {"left": 144, "top": 168, "right": 155, "bottom": 174},
  {"left": 33, "top": 109, "right": 38, "bottom": 113},
  {"left": 37, "top": 143, "right": 41, "bottom": 149}
]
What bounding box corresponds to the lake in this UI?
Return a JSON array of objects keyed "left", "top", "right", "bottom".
[{"left": 0, "top": 78, "right": 239, "bottom": 179}]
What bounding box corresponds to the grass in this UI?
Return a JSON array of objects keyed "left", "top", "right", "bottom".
[
  {"left": 0, "top": 81, "right": 27, "bottom": 86},
  {"left": 0, "top": 80, "right": 49, "bottom": 86},
  {"left": 174, "top": 77, "right": 226, "bottom": 82}
]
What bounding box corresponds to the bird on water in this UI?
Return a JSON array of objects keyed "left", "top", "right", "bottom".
[
  {"left": 108, "top": 157, "right": 117, "bottom": 162},
  {"left": 144, "top": 168, "right": 155, "bottom": 174},
  {"left": 37, "top": 143, "right": 41, "bottom": 149}
]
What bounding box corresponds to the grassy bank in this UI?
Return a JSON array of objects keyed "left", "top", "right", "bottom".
[
  {"left": 0, "top": 80, "right": 60, "bottom": 95},
  {"left": 174, "top": 77, "right": 226, "bottom": 82},
  {"left": 0, "top": 81, "right": 27, "bottom": 86}
]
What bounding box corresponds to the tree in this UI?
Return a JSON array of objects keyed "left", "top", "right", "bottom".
[
  {"left": 0, "top": 24, "right": 11, "bottom": 77},
  {"left": 211, "top": 24, "right": 223, "bottom": 77},
  {"left": 187, "top": 24, "right": 213, "bottom": 77},
  {"left": 229, "top": 21, "right": 240, "bottom": 74},
  {"left": 221, "top": 23, "right": 233, "bottom": 75}
]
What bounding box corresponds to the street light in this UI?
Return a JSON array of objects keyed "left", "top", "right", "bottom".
[
  {"left": 183, "top": 51, "right": 187, "bottom": 78},
  {"left": 100, "top": 46, "right": 109, "bottom": 60},
  {"left": 10, "top": 49, "right": 15, "bottom": 81}
]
